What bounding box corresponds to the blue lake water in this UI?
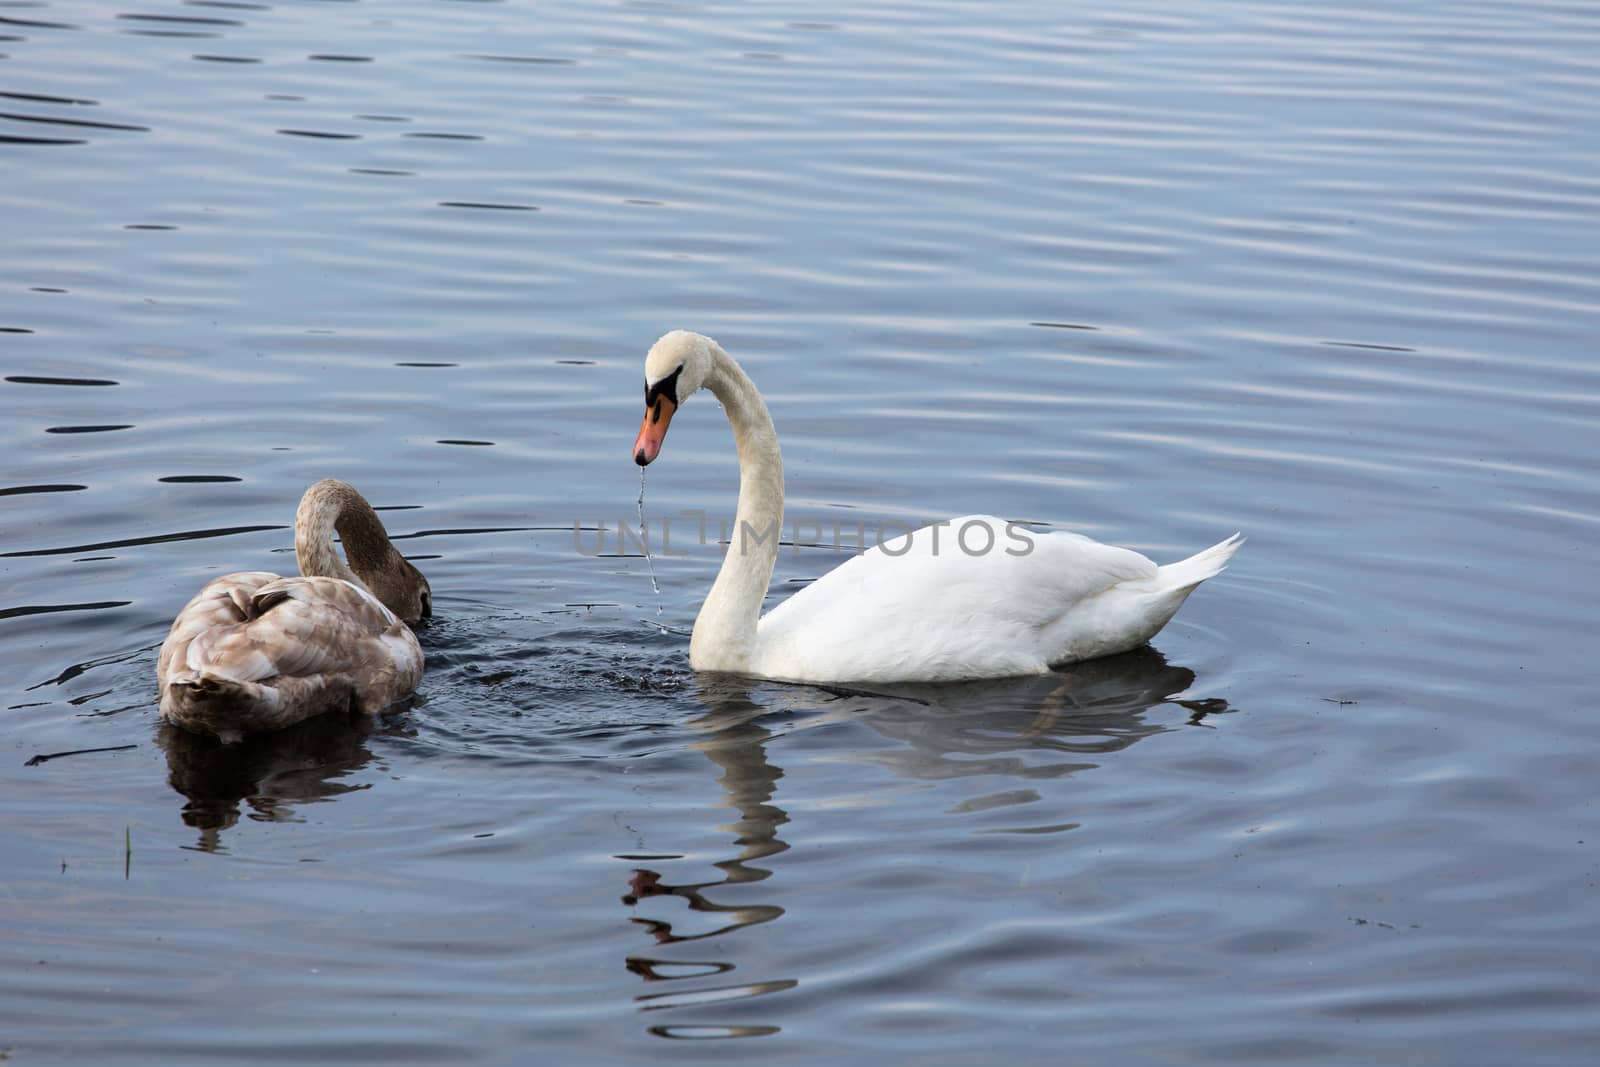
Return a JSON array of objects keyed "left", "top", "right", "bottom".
[{"left": 3, "top": 0, "right": 1599, "bottom": 1062}]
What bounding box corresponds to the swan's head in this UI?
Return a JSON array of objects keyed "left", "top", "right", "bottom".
[
  {"left": 369, "top": 553, "right": 433, "bottom": 626},
  {"left": 634, "top": 329, "right": 714, "bottom": 466}
]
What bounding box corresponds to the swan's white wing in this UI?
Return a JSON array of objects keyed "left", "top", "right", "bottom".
[{"left": 753, "top": 517, "right": 1159, "bottom": 682}]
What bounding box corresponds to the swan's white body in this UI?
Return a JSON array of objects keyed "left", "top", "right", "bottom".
[
  {"left": 157, "top": 480, "right": 429, "bottom": 740},
  {"left": 753, "top": 519, "right": 1243, "bottom": 683},
  {"left": 633, "top": 331, "right": 1243, "bottom": 684}
]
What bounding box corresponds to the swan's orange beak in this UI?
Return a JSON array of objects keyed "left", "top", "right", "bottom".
[{"left": 633, "top": 395, "right": 676, "bottom": 466}]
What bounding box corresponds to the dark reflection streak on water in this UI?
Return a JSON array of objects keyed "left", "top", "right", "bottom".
[
  {"left": 25, "top": 643, "right": 158, "bottom": 691},
  {"left": 193, "top": 55, "right": 261, "bottom": 63},
  {"left": 116, "top": 14, "right": 244, "bottom": 26},
  {"left": 0, "top": 523, "right": 284, "bottom": 559},
  {"left": 0, "top": 483, "right": 86, "bottom": 495},
  {"left": 0, "top": 135, "right": 86, "bottom": 145},
  {"left": 438, "top": 202, "right": 538, "bottom": 211},
  {"left": 0, "top": 16, "right": 82, "bottom": 31},
  {"left": 124, "top": 31, "right": 221, "bottom": 39},
  {"left": 6, "top": 375, "right": 118, "bottom": 386},
  {"left": 1323, "top": 340, "right": 1417, "bottom": 352},
  {"left": 24, "top": 743, "right": 137, "bottom": 767},
  {"left": 79, "top": 701, "right": 149, "bottom": 719},
  {"left": 459, "top": 54, "right": 577, "bottom": 65},
  {"left": 0, "top": 112, "right": 147, "bottom": 131},
  {"left": 637, "top": 620, "right": 691, "bottom": 635},
  {"left": 0, "top": 91, "right": 97, "bottom": 106},
  {"left": 45, "top": 424, "right": 133, "bottom": 434},
  {"left": 0, "top": 600, "right": 131, "bottom": 621},
  {"left": 277, "top": 129, "right": 360, "bottom": 140}
]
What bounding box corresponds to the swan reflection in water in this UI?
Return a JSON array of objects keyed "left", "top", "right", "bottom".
[
  {"left": 622, "top": 681, "right": 791, "bottom": 953},
  {"left": 822, "top": 645, "right": 1227, "bottom": 783},
  {"left": 621, "top": 646, "right": 1231, "bottom": 1023},
  {"left": 156, "top": 705, "right": 412, "bottom": 852}
]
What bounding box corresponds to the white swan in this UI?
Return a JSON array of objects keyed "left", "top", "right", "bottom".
[
  {"left": 631, "top": 330, "right": 1243, "bottom": 683},
  {"left": 157, "top": 479, "right": 430, "bottom": 741}
]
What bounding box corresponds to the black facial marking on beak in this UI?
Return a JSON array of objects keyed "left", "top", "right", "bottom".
[
  {"left": 636, "top": 366, "right": 680, "bottom": 467},
  {"left": 645, "top": 365, "right": 684, "bottom": 410}
]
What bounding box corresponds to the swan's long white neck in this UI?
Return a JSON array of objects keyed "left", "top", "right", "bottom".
[{"left": 689, "top": 342, "right": 783, "bottom": 672}]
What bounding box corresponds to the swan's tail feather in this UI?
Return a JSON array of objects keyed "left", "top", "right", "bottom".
[
  {"left": 160, "top": 672, "right": 281, "bottom": 740},
  {"left": 160, "top": 670, "right": 363, "bottom": 741},
  {"left": 1157, "top": 532, "right": 1245, "bottom": 593},
  {"left": 167, "top": 671, "right": 255, "bottom": 704}
]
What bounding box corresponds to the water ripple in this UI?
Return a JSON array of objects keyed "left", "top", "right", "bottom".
[{"left": 1, "top": 0, "right": 1597, "bottom": 1061}]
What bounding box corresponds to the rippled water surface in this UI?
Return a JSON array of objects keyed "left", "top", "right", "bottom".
[{"left": 4, "top": 0, "right": 1599, "bottom": 1062}]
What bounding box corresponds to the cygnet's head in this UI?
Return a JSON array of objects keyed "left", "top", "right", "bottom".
[
  {"left": 634, "top": 330, "right": 717, "bottom": 466},
  {"left": 369, "top": 554, "right": 433, "bottom": 626}
]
